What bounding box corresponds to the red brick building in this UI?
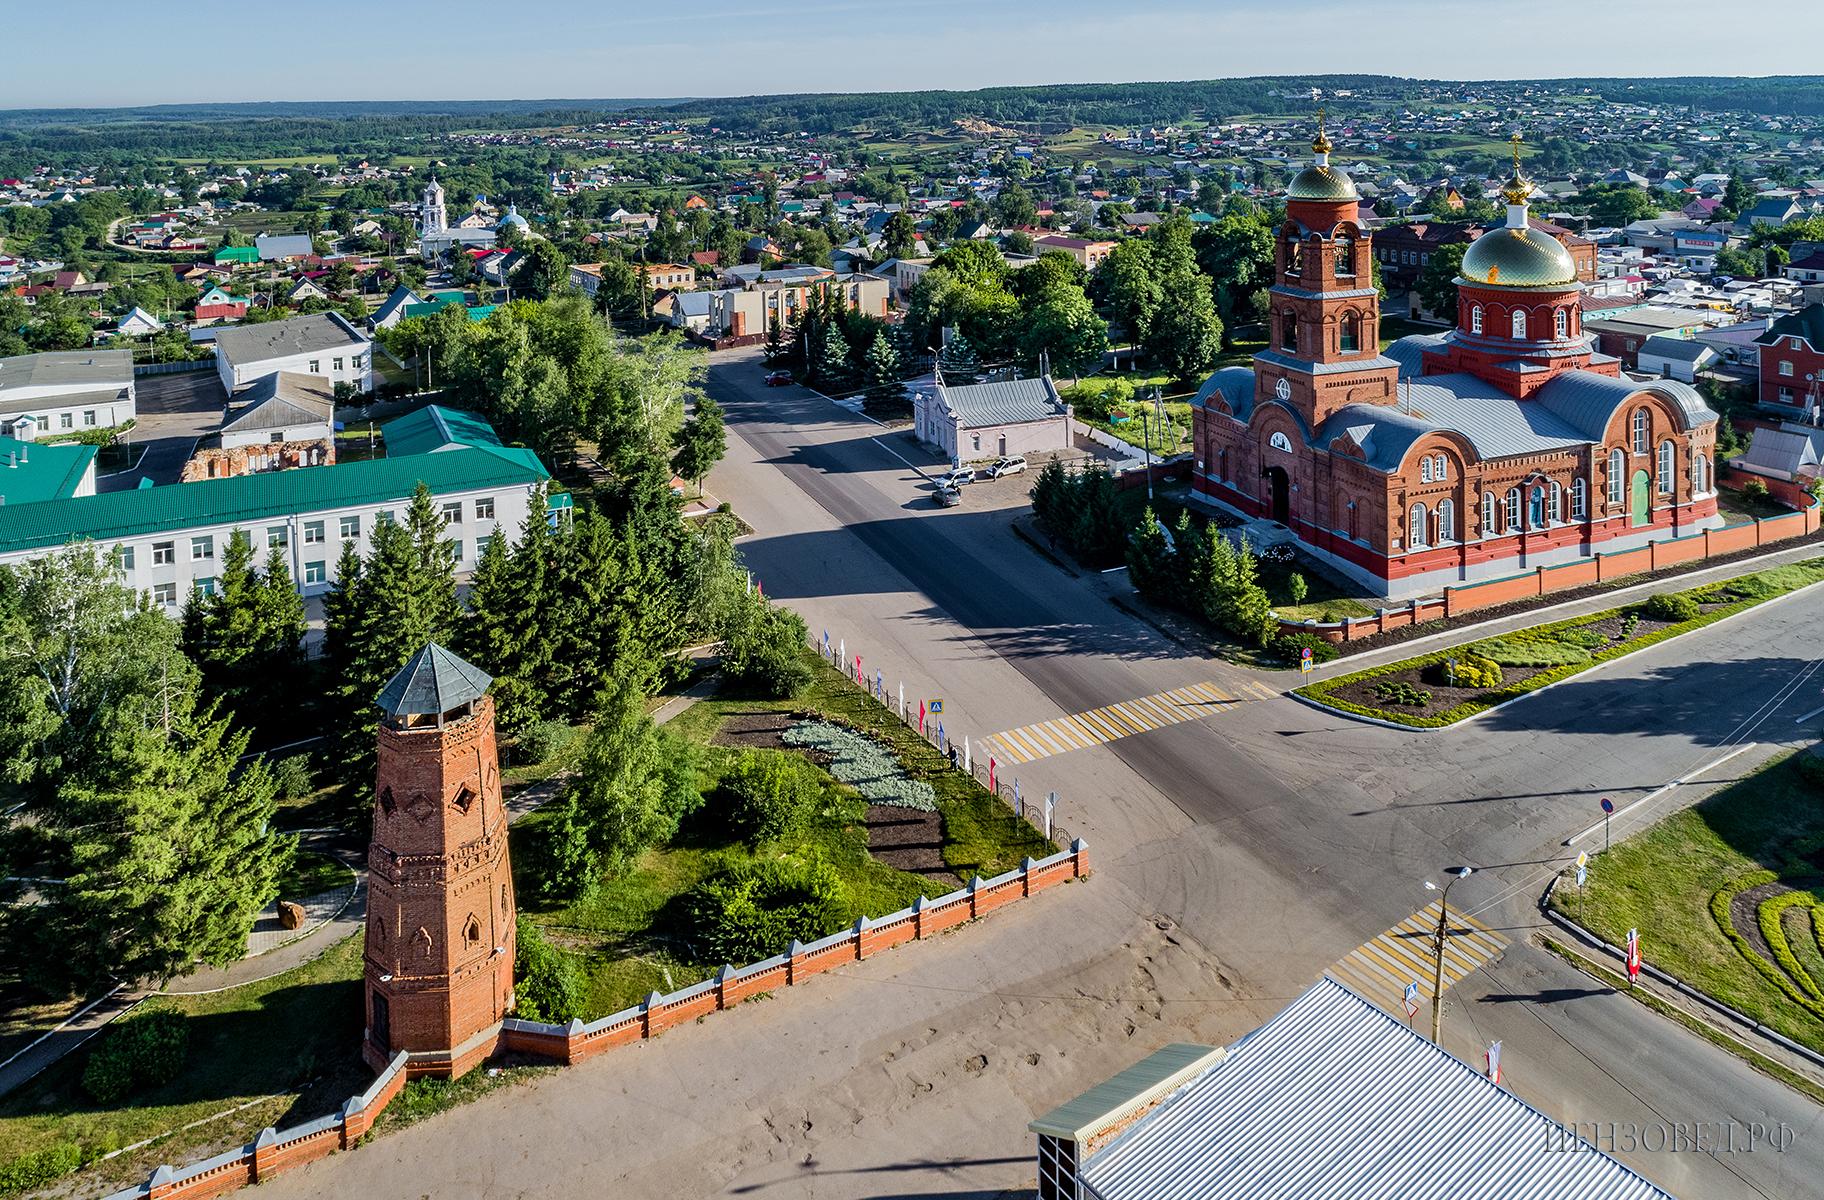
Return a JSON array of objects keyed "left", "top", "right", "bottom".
[
  {"left": 1192, "top": 136, "right": 1721, "bottom": 599},
  {"left": 1755, "top": 304, "right": 1824, "bottom": 414},
  {"left": 364, "top": 644, "right": 518, "bottom": 1079}
]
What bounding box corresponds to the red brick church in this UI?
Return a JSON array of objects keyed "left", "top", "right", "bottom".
[{"left": 1191, "top": 133, "right": 1721, "bottom": 598}]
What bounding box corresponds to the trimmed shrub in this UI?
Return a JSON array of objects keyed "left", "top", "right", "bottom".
[
  {"left": 513, "top": 918, "right": 584, "bottom": 1023},
  {"left": 1644, "top": 593, "right": 1700, "bottom": 623},
  {"left": 1741, "top": 478, "right": 1770, "bottom": 502},
  {"left": 1276, "top": 631, "right": 1339, "bottom": 665},
  {"left": 721, "top": 749, "right": 820, "bottom": 841},
  {"left": 679, "top": 856, "right": 850, "bottom": 963},
  {"left": 1371, "top": 680, "right": 1431, "bottom": 707},
  {"left": 1469, "top": 638, "right": 1591, "bottom": 668},
  {"left": 271, "top": 754, "right": 315, "bottom": 800},
  {"left": 82, "top": 1007, "right": 188, "bottom": 1104},
  {"left": 516, "top": 720, "right": 577, "bottom": 765},
  {"left": 1432, "top": 654, "right": 1503, "bottom": 690},
  {"left": 1554, "top": 628, "right": 1607, "bottom": 649}
]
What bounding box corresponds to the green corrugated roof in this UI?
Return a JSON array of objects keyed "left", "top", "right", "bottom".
[
  {"left": 380, "top": 405, "right": 503, "bottom": 459},
  {"left": 0, "top": 438, "right": 96, "bottom": 505},
  {"left": 214, "top": 246, "right": 259, "bottom": 263},
  {"left": 1028, "top": 1043, "right": 1225, "bottom": 1143},
  {"left": 0, "top": 446, "right": 546, "bottom": 556}
]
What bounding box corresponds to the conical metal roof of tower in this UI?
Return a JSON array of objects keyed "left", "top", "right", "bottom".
[{"left": 375, "top": 643, "right": 493, "bottom": 715}]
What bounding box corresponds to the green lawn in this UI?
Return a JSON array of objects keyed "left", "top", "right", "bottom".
[
  {"left": 516, "top": 654, "right": 1053, "bottom": 1020},
  {"left": 1548, "top": 751, "right": 1824, "bottom": 1056},
  {"left": 272, "top": 851, "right": 354, "bottom": 903},
  {"left": 0, "top": 936, "right": 368, "bottom": 1193}
]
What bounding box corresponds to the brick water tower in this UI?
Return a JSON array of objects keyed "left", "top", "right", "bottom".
[{"left": 362, "top": 644, "right": 517, "bottom": 1077}]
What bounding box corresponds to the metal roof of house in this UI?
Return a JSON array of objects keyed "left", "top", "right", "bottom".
[
  {"left": 254, "top": 233, "right": 313, "bottom": 260},
  {"left": 1192, "top": 366, "right": 1256, "bottom": 420},
  {"left": 0, "top": 349, "right": 133, "bottom": 397},
  {"left": 0, "top": 437, "right": 96, "bottom": 504},
  {"left": 375, "top": 642, "right": 492, "bottom": 715},
  {"left": 1738, "top": 425, "right": 1824, "bottom": 476},
  {"left": 935, "top": 376, "right": 1065, "bottom": 428},
  {"left": 0, "top": 444, "right": 545, "bottom": 556},
  {"left": 380, "top": 405, "right": 503, "bottom": 459},
  {"left": 1755, "top": 303, "right": 1824, "bottom": 348},
  {"left": 1639, "top": 335, "right": 1713, "bottom": 362},
  {"left": 1076, "top": 978, "right": 1676, "bottom": 1200},
  {"left": 222, "top": 372, "right": 334, "bottom": 433},
  {"left": 214, "top": 313, "right": 368, "bottom": 367}
]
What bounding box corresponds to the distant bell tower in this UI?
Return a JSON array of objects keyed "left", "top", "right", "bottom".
[
  {"left": 421, "top": 178, "right": 447, "bottom": 239},
  {"left": 362, "top": 644, "right": 516, "bottom": 1078}
]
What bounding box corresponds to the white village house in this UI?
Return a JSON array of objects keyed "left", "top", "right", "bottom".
[
  {"left": 914, "top": 375, "right": 1073, "bottom": 461},
  {"left": 214, "top": 312, "right": 374, "bottom": 396},
  {"left": 0, "top": 348, "right": 136, "bottom": 437}
]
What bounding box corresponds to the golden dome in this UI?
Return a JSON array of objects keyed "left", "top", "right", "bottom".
[
  {"left": 1286, "top": 164, "right": 1358, "bottom": 202},
  {"left": 1459, "top": 226, "right": 1578, "bottom": 288}
]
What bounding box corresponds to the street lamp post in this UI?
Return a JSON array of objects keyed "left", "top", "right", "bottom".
[{"left": 1422, "top": 866, "right": 1474, "bottom": 1045}]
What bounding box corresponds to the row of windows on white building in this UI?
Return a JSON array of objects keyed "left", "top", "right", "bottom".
[{"left": 117, "top": 496, "right": 499, "bottom": 607}]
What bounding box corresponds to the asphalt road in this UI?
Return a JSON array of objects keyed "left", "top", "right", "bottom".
[
  {"left": 702, "top": 347, "right": 1824, "bottom": 1200},
  {"left": 258, "top": 348, "right": 1824, "bottom": 1200}
]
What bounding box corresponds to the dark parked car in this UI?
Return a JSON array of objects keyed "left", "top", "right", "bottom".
[
  {"left": 764, "top": 371, "right": 793, "bottom": 386},
  {"left": 933, "top": 485, "right": 961, "bottom": 507}
]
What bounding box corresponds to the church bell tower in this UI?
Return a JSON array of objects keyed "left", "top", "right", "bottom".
[
  {"left": 421, "top": 178, "right": 447, "bottom": 239},
  {"left": 362, "top": 644, "right": 516, "bottom": 1078},
  {"left": 1258, "top": 116, "right": 1400, "bottom": 428}
]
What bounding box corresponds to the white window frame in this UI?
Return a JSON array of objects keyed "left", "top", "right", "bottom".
[
  {"left": 1658, "top": 439, "right": 1675, "bottom": 494},
  {"left": 340, "top": 515, "right": 361, "bottom": 539},
  {"left": 476, "top": 497, "right": 495, "bottom": 520},
  {"left": 441, "top": 501, "right": 463, "bottom": 525},
  {"left": 1572, "top": 478, "right": 1587, "bottom": 519},
  {"left": 304, "top": 520, "right": 325, "bottom": 545},
  {"left": 1420, "top": 457, "right": 1433, "bottom": 484},
  {"left": 1555, "top": 308, "right": 1568, "bottom": 338},
  {"left": 191, "top": 535, "right": 214, "bottom": 561},
  {"left": 153, "top": 581, "right": 178, "bottom": 606},
  {"left": 267, "top": 525, "right": 288, "bottom": 548},
  {"left": 304, "top": 560, "right": 327, "bottom": 584},
  {"left": 1505, "top": 488, "right": 1522, "bottom": 532},
  {"left": 1512, "top": 310, "right": 1527, "bottom": 340},
  {"left": 1409, "top": 504, "right": 1428, "bottom": 548},
  {"left": 1549, "top": 480, "right": 1561, "bottom": 524},
  {"left": 1437, "top": 498, "right": 1455, "bottom": 543},
  {"left": 1482, "top": 491, "right": 1496, "bottom": 535},
  {"left": 1471, "top": 305, "right": 1483, "bottom": 334},
  {"left": 1609, "top": 448, "right": 1625, "bottom": 503},
  {"left": 1632, "top": 408, "right": 1650, "bottom": 454}
]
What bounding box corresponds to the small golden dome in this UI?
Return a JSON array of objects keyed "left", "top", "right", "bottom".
[
  {"left": 1459, "top": 227, "right": 1578, "bottom": 288},
  {"left": 1286, "top": 164, "right": 1358, "bottom": 202}
]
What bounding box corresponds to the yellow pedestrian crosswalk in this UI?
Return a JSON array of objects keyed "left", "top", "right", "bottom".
[
  {"left": 981, "top": 680, "right": 1276, "bottom": 765},
  {"left": 1324, "top": 902, "right": 1510, "bottom": 1017}
]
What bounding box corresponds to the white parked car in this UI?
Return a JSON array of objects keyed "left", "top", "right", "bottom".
[
  {"left": 936, "top": 468, "right": 975, "bottom": 488},
  {"left": 984, "top": 456, "right": 1027, "bottom": 478}
]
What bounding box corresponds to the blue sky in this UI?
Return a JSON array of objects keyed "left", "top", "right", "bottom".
[{"left": 6, "top": 0, "right": 1822, "bottom": 109}]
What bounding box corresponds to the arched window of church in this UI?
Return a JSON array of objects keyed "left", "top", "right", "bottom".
[
  {"left": 1433, "top": 454, "right": 1447, "bottom": 480},
  {"left": 1288, "top": 240, "right": 1303, "bottom": 276},
  {"left": 1572, "top": 478, "right": 1587, "bottom": 519},
  {"left": 1555, "top": 308, "right": 1569, "bottom": 339},
  {"left": 1437, "top": 499, "right": 1455, "bottom": 542},
  {"left": 1658, "top": 440, "right": 1675, "bottom": 494},
  {"left": 1269, "top": 431, "right": 1294, "bottom": 452},
  {"left": 1482, "top": 491, "right": 1496, "bottom": 534},
  {"left": 1335, "top": 236, "right": 1355, "bottom": 276},
  {"left": 1505, "top": 488, "right": 1522, "bottom": 532},
  {"left": 1420, "top": 456, "right": 1433, "bottom": 484},
  {"left": 1512, "top": 310, "right": 1527, "bottom": 340},
  {"left": 1693, "top": 453, "right": 1709, "bottom": 495},
  {"left": 1282, "top": 312, "right": 1297, "bottom": 351},
  {"left": 1471, "top": 305, "right": 1484, "bottom": 334},
  {"left": 1409, "top": 504, "right": 1428, "bottom": 548},
  {"left": 1609, "top": 448, "right": 1625, "bottom": 503},
  {"left": 1633, "top": 408, "right": 1650, "bottom": 454},
  {"left": 1340, "top": 314, "right": 1359, "bottom": 353},
  {"left": 1549, "top": 480, "right": 1562, "bottom": 523}
]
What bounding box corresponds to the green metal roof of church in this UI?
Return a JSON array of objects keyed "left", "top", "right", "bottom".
[{"left": 0, "top": 445, "right": 546, "bottom": 556}]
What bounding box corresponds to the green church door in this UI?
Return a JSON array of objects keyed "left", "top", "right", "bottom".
[{"left": 1631, "top": 470, "right": 1650, "bottom": 527}]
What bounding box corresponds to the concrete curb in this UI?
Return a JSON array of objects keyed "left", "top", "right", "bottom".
[
  {"left": 1295, "top": 571, "right": 1824, "bottom": 733},
  {"left": 1539, "top": 876, "right": 1824, "bottom": 1078}
]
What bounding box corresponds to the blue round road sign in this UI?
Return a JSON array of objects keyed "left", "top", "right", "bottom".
[{"left": 1601, "top": 798, "right": 1614, "bottom": 814}]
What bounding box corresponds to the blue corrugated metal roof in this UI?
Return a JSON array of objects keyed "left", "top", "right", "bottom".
[
  {"left": 1192, "top": 367, "right": 1256, "bottom": 419},
  {"left": 1078, "top": 978, "right": 1676, "bottom": 1200},
  {"left": 1385, "top": 333, "right": 1450, "bottom": 378},
  {"left": 1533, "top": 371, "right": 1716, "bottom": 438}
]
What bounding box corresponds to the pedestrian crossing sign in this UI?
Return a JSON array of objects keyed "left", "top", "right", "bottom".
[
  {"left": 1300, "top": 647, "right": 1314, "bottom": 674},
  {"left": 929, "top": 700, "right": 943, "bottom": 714},
  {"left": 1403, "top": 981, "right": 1420, "bottom": 1018}
]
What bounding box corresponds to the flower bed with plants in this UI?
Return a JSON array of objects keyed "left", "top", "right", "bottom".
[{"left": 1295, "top": 559, "right": 1824, "bottom": 728}]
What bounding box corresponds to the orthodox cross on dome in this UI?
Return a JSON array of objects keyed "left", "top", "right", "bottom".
[
  {"left": 1499, "top": 133, "right": 1533, "bottom": 216},
  {"left": 1312, "top": 107, "right": 1332, "bottom": 157}
]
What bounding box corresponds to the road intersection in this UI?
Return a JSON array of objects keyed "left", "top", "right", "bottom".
[{"left": 262, "top": 348, "right": 1824, "bottom": 1199}]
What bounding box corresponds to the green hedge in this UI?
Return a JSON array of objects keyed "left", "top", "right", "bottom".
[
  {"left": 1296, "top": 559, "right": 1824, "bottom": 728},
  {"left": 1709, "top": 870, "right": 1824, "bottom": 1023}
]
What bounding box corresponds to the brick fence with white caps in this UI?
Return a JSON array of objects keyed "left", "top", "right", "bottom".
[{"left": 99, "top": 841, "right": 1090, "bottom": 1200}]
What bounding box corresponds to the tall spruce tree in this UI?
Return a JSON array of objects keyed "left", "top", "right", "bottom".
[
  {"left": 1125, "top": 507, "right": 1175, "bottom": 602},
  {"left": 181, "top": 531, "right": 305, "bottom": 738},
  {"left": 1071, "top": 466, "right": 1125, "bottom": 568},
  {"left": 861, "top": 331, "right": 906, "bottom": 412},
  {"left": 817, "top": 326, "right": 853, "bottom": 391},
  {"left": 938, "top": 332, "right": 980, "bottom": 379},
  {"left": 322, "top": 484, "right": 461, "bottom": 796}
]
